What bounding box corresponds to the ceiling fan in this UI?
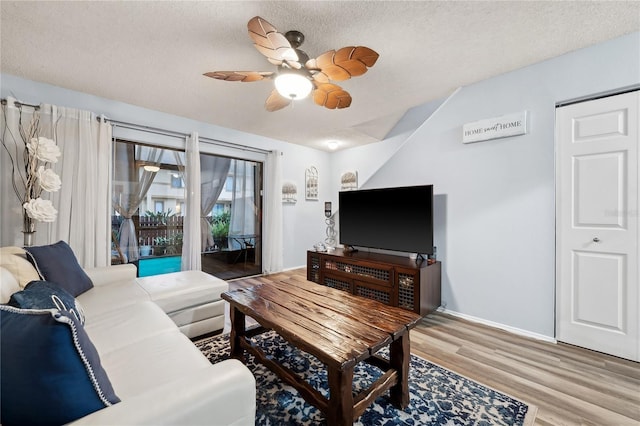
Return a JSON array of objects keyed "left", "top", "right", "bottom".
[{"left": 204, "top": 16, "right": 379, "bottom": 112}]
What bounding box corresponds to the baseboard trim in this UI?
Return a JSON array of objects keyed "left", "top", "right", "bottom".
[
  {"left": 437, "top": 307, "right": 557, "bottom": 344},
  {"left": 282, "top": 264, "right": 306, "bottom": 272}
]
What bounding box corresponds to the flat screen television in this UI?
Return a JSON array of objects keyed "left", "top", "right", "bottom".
[{"left": 339, "top": 185, "right": 434, "bottom": 254}]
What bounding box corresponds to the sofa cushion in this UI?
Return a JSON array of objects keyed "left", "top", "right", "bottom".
[
  {"left": 99, "top": 330, "right": 212, "bottom": 400},
  {"left": 0, "top": 246, "right": 40, "bottom": 288},
  {"left": 137, "top": 270, "right": 228, "bottom": 314},
  {"left": 76, "top": 279, "right": 150, "bottom": 320},
  {"left": 24, "top": 240, "right": 94, "bottom": 296},
  {"left": 8, "top": 280, "right": 86, "bottom": 325},
  {"left": 85, "top": 301, "right": 177, "bottom": 356},
  {"left": 0, "top": 266, "right": 21, "bottom": 304},
  {"left": 0, "top": 305, "right": 120, "bottom": 425}
]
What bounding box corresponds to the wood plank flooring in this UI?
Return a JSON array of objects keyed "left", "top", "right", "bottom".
[{"left": 228, "top": 269, "right": 640, "bottom": 426}]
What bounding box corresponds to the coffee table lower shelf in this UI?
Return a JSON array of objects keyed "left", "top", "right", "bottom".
[
  {"left": 232, "top": 323, "right": 410, "bottom": 424},
  {"left": 222, "top": 279, "right": 421, "bottom": 425}
]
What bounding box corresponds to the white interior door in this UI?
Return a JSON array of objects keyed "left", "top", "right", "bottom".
[{"left": 556, "top": 90, "right": 639, "bottom": 361}]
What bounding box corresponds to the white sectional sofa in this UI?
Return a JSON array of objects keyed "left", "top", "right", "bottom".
[{"left": 0, "top": 245, "right": 256, "bottom": 425}]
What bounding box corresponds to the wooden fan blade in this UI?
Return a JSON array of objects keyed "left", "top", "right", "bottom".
[
  {"left": 334, "top": 47, "right": 368, "bottom": 76},
  {"left": 203, "top": 71, "right": 274, "bottom": 82},
  {"left": 311, "top": 72, "right": 330, "bottom": 84},
  {"left": 313, "top": 83, "right": 352, "bottom": 109},
  {"left": 351, "top": 46, "right": 379, "bottom": 67},
  {"left": 315, "top": 50, "right": 336, "bottom": 70},
  {"left": 265, "top": 89, "right": 291, "bottom": 112},
  {"left": 320, "top": 65, "right": 352, "bottom": 81},
  {"left": 305, "top": 58, "right": 319, "bottom": 70},
  {"left": 312, "top": 46, "right": 379, "bottom": 81},
  {"left": 247, "top": 16, "right": 300, "bottom": 67}
]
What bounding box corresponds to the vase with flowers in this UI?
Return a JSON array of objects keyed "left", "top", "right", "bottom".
[{"left": 2, "top": 106, "right": 61, "bottom": 246}]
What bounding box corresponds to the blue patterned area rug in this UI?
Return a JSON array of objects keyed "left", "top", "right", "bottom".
[{"left": 195, "top": 331, "right": 537, "bottom": 425}]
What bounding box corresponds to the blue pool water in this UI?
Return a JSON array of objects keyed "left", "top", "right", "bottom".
[{"left": 138, "top": 256, "right": 182, "bottom": 277}]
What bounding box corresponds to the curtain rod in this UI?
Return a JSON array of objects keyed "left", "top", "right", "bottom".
[
  {"left": 100, "top": 116, "right": 272, "bottom": 155},
  {"left": 199, "top": 135, "right": 272, "bottom": 155},
  {"left": 1, "top": 98, "right": 40, "bottom": 110}
]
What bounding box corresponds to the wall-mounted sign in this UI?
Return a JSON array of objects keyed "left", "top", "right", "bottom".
[{"left": 462, "top": 111, "right": 528, "bottom": 144}]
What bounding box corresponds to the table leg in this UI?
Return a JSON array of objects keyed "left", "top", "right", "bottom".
[
  {"left": 228, "top": 304, "right": 246, "bottom": 362},
  {"left": 327, "top": 366, "right": 354, "bottom": 426},
  {"left": 389, "top": 332, "right": 410, "bottom": 408}
]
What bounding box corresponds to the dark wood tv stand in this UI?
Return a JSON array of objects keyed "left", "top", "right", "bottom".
[{"left": 307, "top": 248, "right": 441, "bottom": 316}]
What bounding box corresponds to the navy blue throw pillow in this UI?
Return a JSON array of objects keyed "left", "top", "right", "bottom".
[
  {"left": 0, "top": 305, "right": 120, "bottom": 425},
  {"left": 24, "top": 240, "right": 93, "bottom": 296},
  {"left": 9, "top": 280, "right": 86, "bottom": 325}
]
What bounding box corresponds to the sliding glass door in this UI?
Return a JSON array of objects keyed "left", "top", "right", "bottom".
[
  {"left": 200, "top": 155, "right": 262, "bottom": 280},
  {"left": 111, "top": 139, "right": 262, "bottom": 280}
]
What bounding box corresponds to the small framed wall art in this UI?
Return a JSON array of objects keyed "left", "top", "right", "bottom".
[
  {"left": 282, "top": 182, "right": 297, "bottom": 204},
  {"left": 340, "top": 171, "right": 358, "bottom": 190},
  {"left": 305, "top": 166, "right": 318, "bottom": 200}
]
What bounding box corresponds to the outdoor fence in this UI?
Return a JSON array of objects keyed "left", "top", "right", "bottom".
[
  {"left": 112, "top": 215, "right": 185, "bottom": 257},
  {"left": 111, "top": 214, "right": 229, "bottom": 255}
]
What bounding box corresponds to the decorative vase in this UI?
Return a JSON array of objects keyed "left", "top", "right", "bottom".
[
  {"left": 23, "top": 231, "right": 35, "bottom": 247},
  {"left": 23, "top": 215, "right": 36, "bottom": 247}
]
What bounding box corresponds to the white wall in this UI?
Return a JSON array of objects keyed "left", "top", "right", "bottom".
[
  {"left": 0, "top": 74, "right": 329, "bottom": 269},
  {"left": 330, "top": 32, "right": 640, "bottom": 338},
  {"left": 329, "top": 97, "right": 447, "bottom": 203},
  {"left": 280, "top": 144, "right": 331, "bottom": 268}
]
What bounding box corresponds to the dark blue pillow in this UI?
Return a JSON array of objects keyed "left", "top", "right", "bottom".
[
  {"left": 24, "top": 240, "right": 93, "bottom": 296},
  {"left": 0, "top": 305, "right": 120, "bottom": 425},
  {"left": 9, "top": 280, "right": 86, "bottom": 325}
]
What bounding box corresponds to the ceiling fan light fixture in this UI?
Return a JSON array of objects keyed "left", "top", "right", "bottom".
[
  {"left": 205, "top": 16, "right": 379, "bottom": 112},
  {"left": 275, "top": 72, "right": 312, "bottom": 100},
  {"left": 143, "top": 165, "right": 160, "bottom": 173}
]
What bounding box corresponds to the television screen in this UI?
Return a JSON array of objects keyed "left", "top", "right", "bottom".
[{"left": 339, "top": 185, "right": 434, "bottom": 254}]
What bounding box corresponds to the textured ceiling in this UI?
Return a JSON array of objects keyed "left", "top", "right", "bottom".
[{"left": 1, "top": 1, "right": 639, "bottom": 151}]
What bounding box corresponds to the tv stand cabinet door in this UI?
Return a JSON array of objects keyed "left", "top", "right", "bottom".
[
  {"left": 321, "top": 272, "right": 354, "bottom": 294},
  {"left": 395, "top": 267, "right": 420, "bottom": 313},
  {"left": 307, "top": 251, "right": 322, "bottom": 283},
  {"left": 353, "top": 279, "right": 393, "bottom": 306}
]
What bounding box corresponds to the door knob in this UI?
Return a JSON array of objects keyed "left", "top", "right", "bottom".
[{"left": 593, "top": 237, "right": 600, "bottom": 243}]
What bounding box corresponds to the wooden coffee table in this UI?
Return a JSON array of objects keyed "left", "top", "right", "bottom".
[{"left": 222, "top": 278, "right": 422, "bottom": 425}]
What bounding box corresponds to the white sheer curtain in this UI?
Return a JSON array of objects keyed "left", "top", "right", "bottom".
[
  {"left": 111, "top": 144, "right": 162, "bottom": 262},
  {"left": 45, "top": 105, "right": 113, "bottom": 267},
  {"left": 0, "top": 98, "right": 112, "bottom": 267},
  {"left": 200, "top": 155, "right": 231, "bottom": 250},
  {"left": 182, "top": 132, "right": 201, "bottom": 271},
  {"left": 228, "top": 160, "right": 256, "bottom": 250},
  {"left": 263, "top": 150, "right": 283, "bottom": 273}
]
